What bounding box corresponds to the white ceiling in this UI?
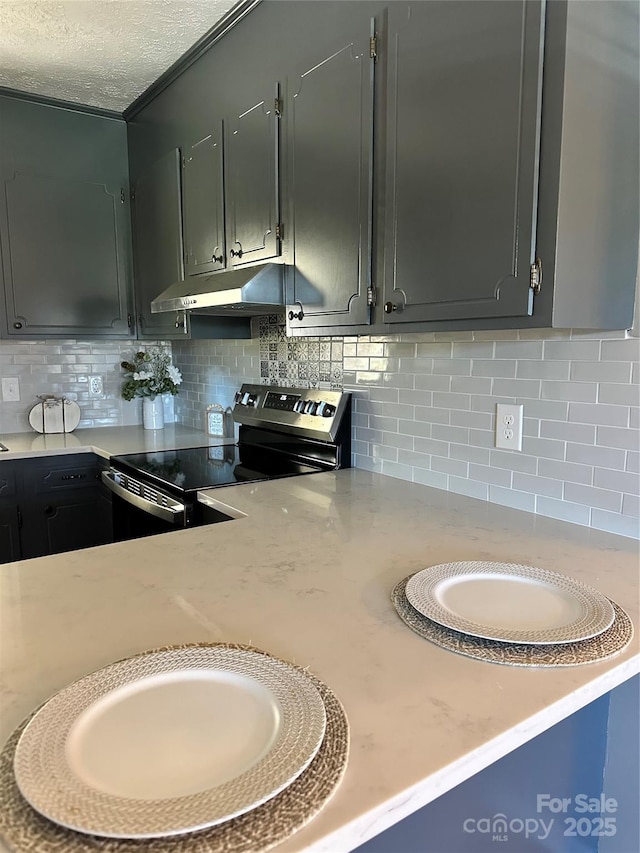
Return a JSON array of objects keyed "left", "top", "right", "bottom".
[{"left": 0, "top": 0, "right": 239, "bottom": 112}]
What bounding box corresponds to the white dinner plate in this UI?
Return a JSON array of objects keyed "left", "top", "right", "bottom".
[
  {"left": 13, "top": 647, "right": 326, "bottom": 838},
  {"left": 404, "top": 562, "right": 616, "bottom": 645}
]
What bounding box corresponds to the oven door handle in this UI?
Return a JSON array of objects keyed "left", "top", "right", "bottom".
[{"left": 101, "top": 470, "right": 186, "bottom": 524}]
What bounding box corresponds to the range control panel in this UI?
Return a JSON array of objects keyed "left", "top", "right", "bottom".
[{"left": 232, "top": 384, "right": 350, "bottom": 442}]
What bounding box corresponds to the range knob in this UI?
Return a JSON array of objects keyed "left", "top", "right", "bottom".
[
  {"left": 293, "top": 399, "right": 306, "bottom": 414},
  {"left": 304, "top": 400, "right": 317, "bottom": 415},
  {"left": 319, "top": 402, "right": 336, "bottom": 418},
  {"left": 234, "top": 391, "right": 243, "bottom": 404}
]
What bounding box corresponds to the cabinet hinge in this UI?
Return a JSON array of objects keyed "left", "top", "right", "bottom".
[
  {"left": 275, "top": 222, "right": 284, "bottom": 240},
  {"left": 274, "top": 98, "right": 283, "bottom": 118},
  {"left": 370, "top": 35, "right": 378, "bottom": 61},
  {"left": 367, "top": 285, "right": 376, "bottom": 307},
  {"left": 127, "top": 313, "right": 133, "bottom": 328},
  {"left": 17, "top": 508, "right": 23, "bottom": 529},
  {"left": 530, "top": 257, "right": 542, "bottom": 294},
  {"left": 120, "top": 188, "right": 126, "bottom": 204}
]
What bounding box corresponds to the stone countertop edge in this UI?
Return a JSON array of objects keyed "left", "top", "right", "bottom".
[
  {"left": 0, "top": 468, "right": 638, "bottom": 853},
  {"left": 0, "top": 424, "right": 232, "bottom": 460}
]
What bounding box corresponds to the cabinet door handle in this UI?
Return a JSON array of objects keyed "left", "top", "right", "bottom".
[
  {"left": 44, "top": 505, "right": 57, "bottom": 518},
  {"left": 13, "top": 321, "right": 23, "bottom": 329},
  {"left": 384, "top": 302, "right": 397, "bottom": 314},
  {"left": 229, "top": 243, "right": 243, "bottom": 259}
]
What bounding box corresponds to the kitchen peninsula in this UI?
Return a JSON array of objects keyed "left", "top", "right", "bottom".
[{"left": 0, "top": 467, "right": 637, "bottom": 852}]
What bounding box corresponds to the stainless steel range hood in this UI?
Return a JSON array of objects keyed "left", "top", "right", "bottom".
[{"left": 151, "top": 263, "right": 285, "bottom": 316}]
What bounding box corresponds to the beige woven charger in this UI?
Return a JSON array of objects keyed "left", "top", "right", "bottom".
[{"left": 0, "top": 643, "right": 350, "bottom": 853}]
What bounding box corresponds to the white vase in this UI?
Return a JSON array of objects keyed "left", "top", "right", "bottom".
[{"left": 143, "top": 396, "right": 164, "bottom": 430}]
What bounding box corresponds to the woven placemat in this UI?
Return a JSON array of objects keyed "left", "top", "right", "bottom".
[
  {"left": 393, "top": 575, "right": 634, "bottom": 667},
  {"left": 0, "top": 643, "right": 349, "bottom": 853}
]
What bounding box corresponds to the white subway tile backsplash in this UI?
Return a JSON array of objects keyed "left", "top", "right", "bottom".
[
  {"left": 449, "top": 443, "right": 491, "bottom": 465},
  {"left": 541, "top": 380, "right": 598, "bottom": 403},
  {"left": 447, "top": 476, "right": 489, "bottom": 501},
  {"left": 468, "top": 463, "right": 512, "bottom": 487},
  {"left": 596, "top": 426, "right": 639, "bottom": 451},
  {"left": 622, "top": 493, "right": 639, "bottom": 517},
  {"left": 432, "top": 392, "right": 471, "bottom": 410},
  {"left": 565, "top": 442, "right": 626, "bottom": 470},
  {"left": 563, "top": 483, "right": 622, "bottom": 513},
  {"left": 626, "top": 451, "right": 640, "bottom": 474},
  {"left": 492, "top": 378, "right": 542, "bottom": 399},
  {"left": 540, "top": 420, "right": 596, "bottom": 444},
  {"left": 0, "top": 339, "right": 171, "bottom": 432},
  {"left": 489, "top": 449, "right": 538, "bottom": 474},
  {"left": 517, "top": 360, "right": 571, "bottom": 380},
  {"left": 494, "top": 341, "right": 544, "bottom": 359},
  {"left": 543, "top": 340, "right": 601, "bottom": 360},
  {"left": 471, "top": 359, "right": 516, "bottom": 378},
  {"left": 433, "top": 359, "right": 471, "bottom": 376},
  {"left": 590, "top": 509, "right": 640, "bottom": 538},
  {"left": 450, "top": 375, "right": 493, "bottom": 394},
  {"left": 568, "top": 402, "right": 629, "bottom": 427},
  {"left": 570, "top": 361, "right": 632, "bottom": 383},
  {"left": 6, "top": 320, "right": 632, "bottom": 537},
  {"left": 413, "top": 436, "right": 449, "bottom": 456},
  {"left": 600, "top": 339, "right": 640, "bottom": 361},
  {"left": 538, "top": 458, "right": 592, "bottom": 485},
  {"left": 431, "top": 456, "right": 468, "bottom": 477},
  {"left": 521, "top": 436, "right": 565, "bottom": 460},
  {"left": 593, "top": 467, "right": 640, "bottom": 495},
  {"left": 411, "top": 468, "right": 448, "bottom": 489},
  {"left": 489, "top": 485, "right": 536, "bottom": 512},
  {"left": 536, "top": 496, "right": 591, "bottom": 526},
  {"left": 450, "top": 410, "right": 492, "bottom": 430},
  {"left": 513, "top": 472, "right": 564, "bottom": 499}
]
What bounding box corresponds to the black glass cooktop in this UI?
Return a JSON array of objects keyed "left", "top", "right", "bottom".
[{"left": 110, "top": 444, "right": 322, "bottom": 495}]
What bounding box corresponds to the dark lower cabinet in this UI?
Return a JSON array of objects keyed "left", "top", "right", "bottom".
[
  {"left": 0, "top": 505, "right": 21, "bottom": 564},
  {"left": 0, "top": 454, "right": 113, "bottom": 562}
]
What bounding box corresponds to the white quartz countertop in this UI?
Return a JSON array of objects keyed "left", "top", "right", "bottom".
[
  {"left": 0, "top": 469, "right": 638, "bottom": 852},
  {"left": 0, "top": 424, "right": 231, "bottom": 460}
]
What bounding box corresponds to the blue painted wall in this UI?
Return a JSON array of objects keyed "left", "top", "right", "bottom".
[{"left": 356, "top": 685, "right": 625, "bottom": 853}]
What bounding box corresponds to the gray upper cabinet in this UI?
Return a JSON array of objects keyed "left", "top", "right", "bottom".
[
  {"left": 0, "top": 95, "right": 134, "bottom": 339},
  {"left": 132, "top": 148, "right": 185, "bottom": 339},
  {"left": 285, "top": 22, "right": 375, "bottom": 331},
  {"left": 225, "top": 88, "right": 281, "bottom": 267},
  {"left": 382, "top": 0, "right": 544, "bottom": 325},
  {"left": 182, "top": 126, "right": 226, "bottom": 276}
]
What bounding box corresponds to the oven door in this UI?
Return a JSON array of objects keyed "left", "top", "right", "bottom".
[{"left": 102, "top": 469, "right": 190, "bottom": 541}]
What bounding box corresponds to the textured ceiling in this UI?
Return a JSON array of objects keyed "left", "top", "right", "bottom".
[{"left": 0, "top": 0, "right": 239, "bottom": 112}]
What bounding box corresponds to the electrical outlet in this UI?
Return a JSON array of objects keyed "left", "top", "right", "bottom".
[
  {"left": 1, "top": 377, "right": 20, "bottom": 402},
  {"left": 89, "top": 375, "right": 104, "bottom": 396},
  {"left": 495, "top": 403, "right": 523, "bottom": 451}
]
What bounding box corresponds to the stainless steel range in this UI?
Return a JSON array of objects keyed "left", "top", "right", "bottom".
[{"left": 102, "top": 384, "right": 351, "bottom": 541}]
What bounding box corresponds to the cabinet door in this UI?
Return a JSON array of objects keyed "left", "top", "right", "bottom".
[
  {"left": 182, "top": 128, "right": 226, "bottom": 276},
  {"left": 2, "top": 170, "right": 133, "bottom": 337},
  {"left": 226, "top": 87, "right": 280, "bottom": 267},
  {"left": 0, "top": 464, "right": 20, "bottom": 563},
  {"left": 0, "top": 505, "right": 21, "bottom": 564},
  {"left": 286, "top": 23, "right": 375, "bottom": 330},
  {"left": 132, "top": 149, "right": 185, "bottom": 339},
  {"left": 20, "top": 454, "right": 112, "bottom": 558},
  {"left": 21, "top": 490, "right": 112, "bottom": 559},
  {"left": 383, "top": 1, "right": 544, "bottom": 324}
]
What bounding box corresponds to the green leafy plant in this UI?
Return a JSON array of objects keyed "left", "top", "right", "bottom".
[{"left": 120, "top": 349, "right": 182, "bottom": 401}]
